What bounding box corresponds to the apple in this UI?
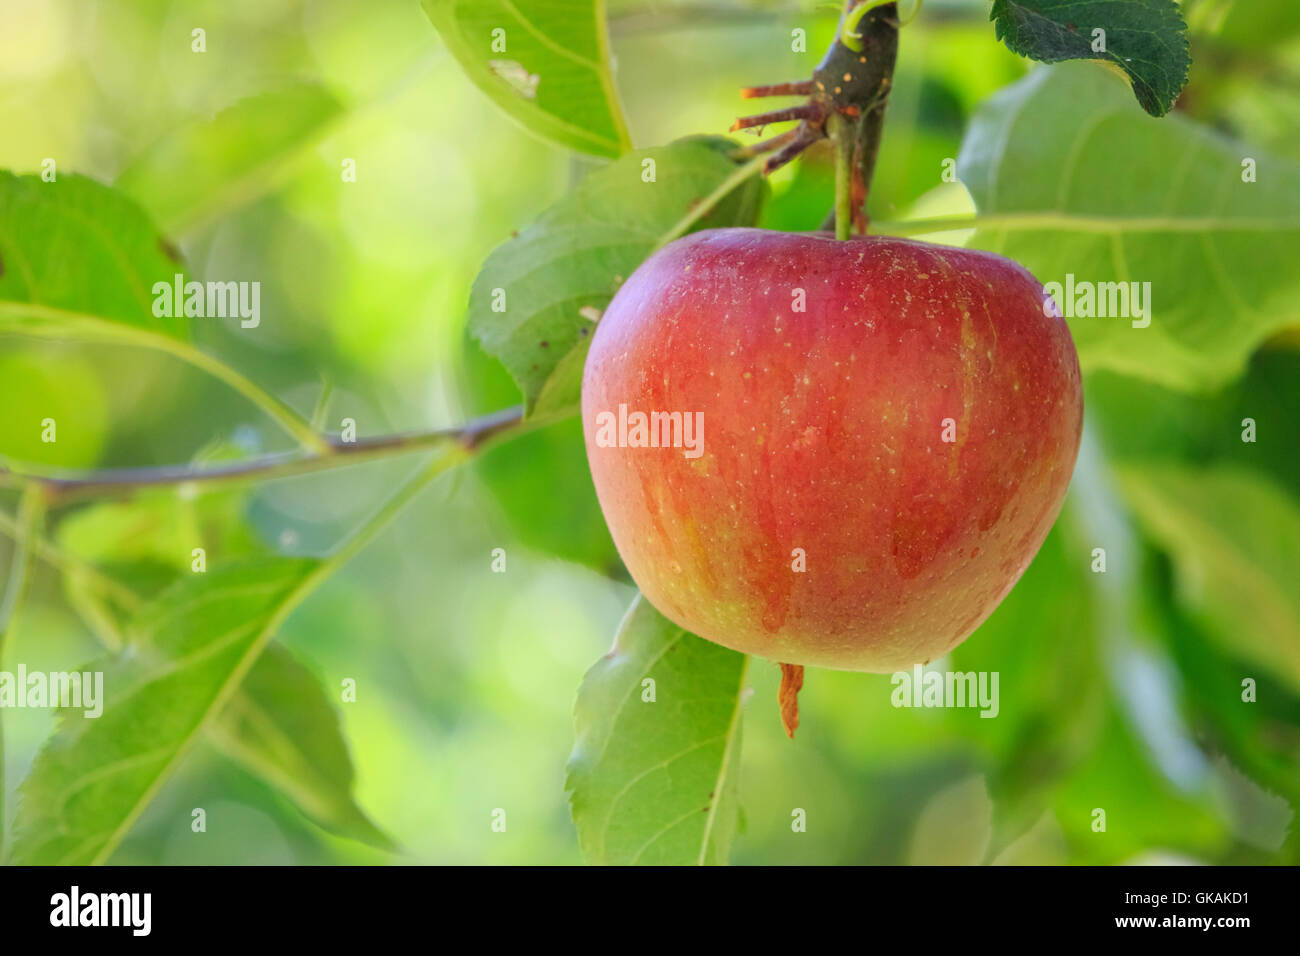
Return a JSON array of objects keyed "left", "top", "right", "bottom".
[{"left": 582, "top": 228, "right": 1082, "bottom": 672}]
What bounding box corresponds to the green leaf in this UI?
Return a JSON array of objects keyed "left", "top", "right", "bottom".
[
  {"left": 1085, "top": 351, "right": 1300, "bottom": 503},
  {"left": 208, "top": 645, "right": 394, "bottom": 851},
  {"left": 116, "top": 84, "right": 344, "bottom": 234},
  {"left": 422, "top": 0, "right": 630, "bottom": 158},
  {"left": 989, "top": 0, "right": 1189, "bottom": 116},
  {"left": 0, "top": 172, "right": 325, "bottom": 450},
  {"left": 469, "top": 137, "right": 766, "bottom": 414},
  {"left": 950, "top": 524, "right": 1101, "bottom": 767},
  {"left": 567, "top": 594, "right": 748, "bottom": 865},
  {"left": 0, "top": 171, "right": 189, "bottom": 341},
  {"left": 957, "top": 63, "right": 1300, "bottom": 391},
  {"left": 56, "top": 497, "right": 195, "bottom": 572},
  {"left": 0, "top": 351, "right": 111, "bottom": 468},
  {"left": 531, "top": 333, "right": 591, "bottom": 419},
  {"left": 11, "top": 558, "right": 320, "bottom": 864},
  {"left": 1114, "top": 463, "right": 1300, "bottom": 695},
  {"left": 52, "top": 497, "right": 390, "bottom": 847},
  {"left": 53, "top": 497, "right": 193, "bottom": 648},
  {"left": 474, "top": 416, "right": 625, "bottom": 577}
]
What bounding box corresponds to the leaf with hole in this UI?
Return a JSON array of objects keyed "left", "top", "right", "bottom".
[{"left": 422, "top": 0, "right": 630, "bottom": 158}]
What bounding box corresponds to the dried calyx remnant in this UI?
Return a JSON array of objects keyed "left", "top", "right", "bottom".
[
  {"left": 779, "top": 663, "right": 805, "bottom": 738},
  {"left": 733, "top": 0, "right": 900, "bottom": 232}
]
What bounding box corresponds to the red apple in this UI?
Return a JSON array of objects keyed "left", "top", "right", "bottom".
[{"left": 582, "top": 228, "right": 1082, "bottom": 672}]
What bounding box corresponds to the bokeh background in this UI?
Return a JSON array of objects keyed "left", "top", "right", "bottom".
[{"left": 0, "top": 0, "right": 1297, "bottom": 864}]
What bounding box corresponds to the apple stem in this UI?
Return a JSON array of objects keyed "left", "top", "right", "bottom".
[
  {"left": 829, "top": 113, "right": 854, "bottom": 240},
  {"left": 778, "top": 663, "right": 805, "bottom": 738}
]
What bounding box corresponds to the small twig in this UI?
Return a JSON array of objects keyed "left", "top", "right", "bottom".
[
  {"left": 732, "top": 127, "right": 800, "bottom": 159},
  {"left": 741, "top": 81, "right": 816, "bottom": 99},
  {"left": 763, "top": 125, "right": 826, "bottom": 175},
  {"left": 731, "top": 104, "right": 819, "bottom": 131},
  {"left": 0, "top": 406, "right": 527, "bottom": 505}
]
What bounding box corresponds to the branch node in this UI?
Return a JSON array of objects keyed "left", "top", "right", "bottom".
[{"left": 729, "top": 0, "right": 899, "bottom": 213}]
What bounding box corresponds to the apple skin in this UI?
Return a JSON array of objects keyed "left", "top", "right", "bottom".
[{"left": 582, "top": 228, "right": 1082, "bottom": 672}]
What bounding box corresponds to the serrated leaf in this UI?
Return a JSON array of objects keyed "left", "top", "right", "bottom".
[
  {"left": 957, "top": 63, "right": 1300, "bottom": 392},
  {"left": 209, "top": 645, "right": 394, "bottom": 851},
  {"left": 50, "top": 495, "right": 389, "bottom": 850},
  {"left": 11, "top": 558, "right": 320, "bottom": 864},
  {"left": 0, "top": 171, "right": 189, "bottom": 341},
  {"left": 422, "top": 0, "right": 630, "bottom": 158},
  {"left": 989, "top": 0, "right": 1189, "bottom": 116},
  {"left": 1114, "top": 463, "right": 1300, "bottom": 695},
  {"left": 470, "top": 137, "right": 766, "bottom": 414},
  {"left": 567, "top": 594, "right": 748, "bottom": 865},
  {"left": 116, "top": 84, "right": 344, "bottom": 234}
]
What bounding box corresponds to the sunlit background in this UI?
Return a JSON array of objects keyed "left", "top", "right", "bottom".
[{"left": 0, "top": 0, "right": 1297, "bottom": 864}]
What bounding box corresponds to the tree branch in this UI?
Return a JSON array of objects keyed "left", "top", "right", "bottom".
[
  {"left": 828, "top": 1, "right": 899, "bottom": 233},
  {"left": 0, "top": 406, "right": 528, "bottom": 505},
  {"left": 735, "top": 1, "right": 900, "bottom": 226}
]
